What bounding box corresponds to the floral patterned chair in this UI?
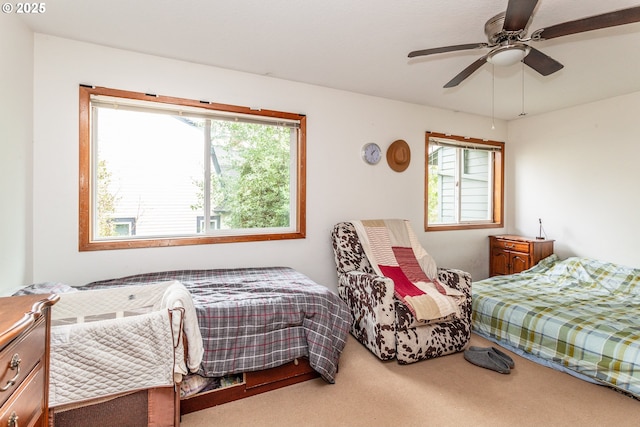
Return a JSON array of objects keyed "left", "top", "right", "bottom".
[{"left": 331, "top": 221, "right": 472, "bottom": 363}]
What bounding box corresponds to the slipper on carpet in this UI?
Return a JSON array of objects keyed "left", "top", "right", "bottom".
[
  {"left": 463, "top": 348, "right": 511, "bottom": 374},
  {"left": 468, "top": 346, "right": 515, "bottom": 369}
]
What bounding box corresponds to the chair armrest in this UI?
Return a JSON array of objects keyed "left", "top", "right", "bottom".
[
  {"left": 337, "top": 271, "right": 397, "bottom": 360},
  {"left": 437, "top": 267, "right": 472, "bottom": 326},
  {"left": 437, "top": 267, "right": 472, "bottom": 299},
  {"left": 337, "top": 271, "right": 396, "bottom": 325}
]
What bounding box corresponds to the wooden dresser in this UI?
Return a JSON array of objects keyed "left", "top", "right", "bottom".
[
  {"left": 489, "top": 235, "right": 554, "bottom": 277},
  {"left": 0, "top": 294, "right": 58, "bottom": 427}
]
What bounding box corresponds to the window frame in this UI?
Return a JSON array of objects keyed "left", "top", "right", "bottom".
[
  {"left": 79, "top": 85, "right": 307, "bottom": 251},
  {"left": 424, "top": 131, "right": 504, "bottom": 232}
]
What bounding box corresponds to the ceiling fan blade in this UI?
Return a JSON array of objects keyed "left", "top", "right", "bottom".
[
  {"left": 503, "top": 0, "right": 539, "bottom": 32},
  {"left": 523, "top": 47, "right": 564, "bottom": 76},
  {"left": 408, "top": 43, "right": 489, "bottom": 58},
  {"left": 444, "top": 56, "right": 488, "bottom": 88},
  {"left": 534, "top": 6, "right": 640, "bottom": 40}
]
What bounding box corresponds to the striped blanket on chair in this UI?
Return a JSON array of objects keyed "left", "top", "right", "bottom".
[{"left": 352, "top": 219, "right": 464, "bottom": 323}]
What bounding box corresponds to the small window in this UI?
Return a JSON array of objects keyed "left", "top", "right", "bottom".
[
  {"left": 112, "top": 218, "right": 136, "bottom": 236},
  {"left": 196, "top": 215, "right": 221, "bottom": 233},
  {"left": 425, "top": 132, "right": 504, "bottom": 231},
  {"left": 79, "top": 86, "right": 306, "bottom": 250}
]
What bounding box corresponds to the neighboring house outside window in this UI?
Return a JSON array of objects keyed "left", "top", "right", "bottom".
[
  {"left": 196, "top": 215, "right": 221, "bottom": 233},
  {"left": 79, "top": 86, "right": 306, "bottom": 251},
  {"left": 112, "top": 217, "right": 136, "bottom": 236},
  {"left": 425, "top": 132, "right": 504, "bottom": 231}
]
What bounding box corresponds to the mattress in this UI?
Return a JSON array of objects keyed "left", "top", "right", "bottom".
[{"left": 472, "top": 255, "right": 640, "bottom": 397}]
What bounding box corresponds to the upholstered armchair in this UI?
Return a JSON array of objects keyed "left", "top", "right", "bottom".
[{"left": 331, "top": 221, "right": 472, "bottom": 363}]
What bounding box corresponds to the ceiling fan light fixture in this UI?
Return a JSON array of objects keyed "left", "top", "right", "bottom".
[{"left": 487, "top": 44, "right": 530, "bottom": 67}]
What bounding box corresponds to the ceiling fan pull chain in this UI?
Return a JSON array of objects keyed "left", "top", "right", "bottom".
[
  {"left": 519, "top": 62, "right": 527, "bottom": 117},
  {"left": 491, "top": 63, "right": 496, "bottom": 130}
]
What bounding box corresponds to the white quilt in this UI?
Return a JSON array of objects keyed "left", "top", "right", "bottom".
[{"left": 49, "top": 280, "right": 203, "bottom": 407}]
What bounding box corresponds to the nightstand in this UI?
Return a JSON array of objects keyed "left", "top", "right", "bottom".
[
  {"left": 489, "top": 235, "right": 554, "bottom": 277},
  {"left": 0, "top": 294, "right": 59, "bottom": 427}
]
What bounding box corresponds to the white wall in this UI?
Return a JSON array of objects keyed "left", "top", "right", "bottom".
[
  {"left": 507, "top": 91, "right": 640, "bottom": 268},
  {"left": 0, "top": 16, "right": 33, "bottom": 295},
  {"left": 24, "top": 34, "right": 507, "bottom": 293}
]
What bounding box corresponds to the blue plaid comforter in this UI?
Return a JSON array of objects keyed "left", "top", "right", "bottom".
[{"left": 472, "top": 255, "right": 640, "bottom": 397}]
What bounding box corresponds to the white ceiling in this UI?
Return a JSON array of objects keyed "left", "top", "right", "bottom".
[{"left": 19, "top": 0, "right": 640, "bottom": 120}]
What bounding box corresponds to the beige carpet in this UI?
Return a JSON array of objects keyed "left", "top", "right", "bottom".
[{"left": 181, "top": 334, "right": 640, "bottom": 426}]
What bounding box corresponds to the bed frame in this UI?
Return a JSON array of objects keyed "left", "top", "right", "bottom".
[
  {"left": 48, "top": 359, "right": 318, "bottom": 426},
  {"left": 180, "top": 357, "right": 319, "bottom": 414}
]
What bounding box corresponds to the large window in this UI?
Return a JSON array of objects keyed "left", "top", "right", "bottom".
[
  {"left": 79, "top": 86, "right": 306, "bottom": 250},
  {"left": 425, "top": 132, "right": 504, "bottom": 231}
]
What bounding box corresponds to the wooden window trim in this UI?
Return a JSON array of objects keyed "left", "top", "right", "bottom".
[
  {"left": 424, "top": 131, "right": 504, "bottom": 232},
  {"left": 79, "top": 85, "right": 306, "bottom": 251}
]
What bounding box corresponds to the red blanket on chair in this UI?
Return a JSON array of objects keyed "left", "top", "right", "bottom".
[{"left": 352, "top": 219, "right": 464, "bottom": 322}]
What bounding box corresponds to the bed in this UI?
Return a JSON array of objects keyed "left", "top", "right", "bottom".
[
  {"left": 79, "top": 266, "right": 351, "bottom": 384},
  {"left": 18, "top": 266, "right": 351, "bottom": 419},
  {"left": 472, "top": 254, "right": 640, "bottom": 398}
]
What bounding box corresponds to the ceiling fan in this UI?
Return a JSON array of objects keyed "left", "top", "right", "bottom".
[{"left": 408, "top": 0, "right": 640, "bottom": 88}]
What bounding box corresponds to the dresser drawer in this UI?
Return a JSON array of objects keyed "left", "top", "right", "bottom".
[
  {"left": 492, "top": 239, "right": 530, "bottom": 253},
  {"left": 0, "top": 365, "right": 44, "bottom": 427},
  {"left": 0, "top": 318, "right": 45, "bottom": 407}
]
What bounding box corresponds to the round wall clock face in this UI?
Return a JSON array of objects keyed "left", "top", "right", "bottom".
[{"left": 361, "top": 143, "right": 382, "bottom": 165}]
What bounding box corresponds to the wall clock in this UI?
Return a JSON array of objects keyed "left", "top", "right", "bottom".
[{"left": 361, "top": 142, "right": 382, "bottom": 165}]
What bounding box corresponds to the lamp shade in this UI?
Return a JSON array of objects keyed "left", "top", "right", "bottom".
[{"left": 487, "top": 44, "right": 530, "bottom": 66}]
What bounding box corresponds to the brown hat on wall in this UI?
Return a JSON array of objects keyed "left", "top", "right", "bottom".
[{"left": 386, "top": 139, "right": 411, "bottom": 172}]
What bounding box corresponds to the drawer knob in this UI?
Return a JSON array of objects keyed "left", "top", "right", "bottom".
[
  {"left": 8, "top": 411, "right": 18, "bottom": 427},
  {"left": 0, "top": 354, "right": 21, "bottom": 392}
]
